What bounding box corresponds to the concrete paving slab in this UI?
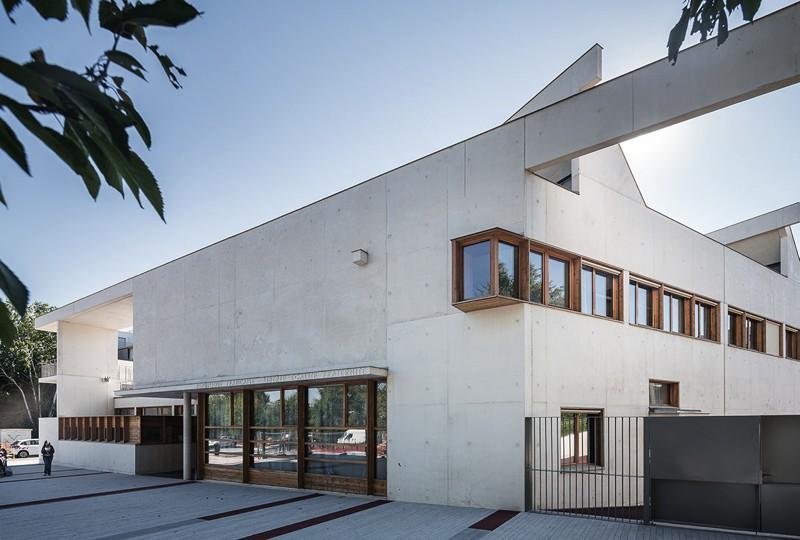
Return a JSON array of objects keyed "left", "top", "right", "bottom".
[{"left": 0, "top": 469, "right": 762, "bottom": 540}]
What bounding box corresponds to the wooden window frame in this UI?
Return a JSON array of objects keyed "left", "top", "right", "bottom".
[
  {"left": 692, "top": 297, "right": 719, "bottom": 343},
  {"left": 559, "top": 408, "right": 604, "bottom": 468},
  {"left": 728, "top": 308, "right": 744, "bottom": 347},
  {"left": 649, "top": 379, "right": 680, "bottom": 408},
  {"left": 629, "top": 277, "right": 660, "bottom": 328},
  {"left": 662, "top": 288, "right": 692, "bottom": 336},
  {"left": 452, "top": 228, "right": 528, "bottom": 311},
  {"left": 786, "top": 327, "right": 799, "bottom": 360},
  {"left": 580, "top": 262, "right": 622, "bottom": 320},
  {"left": 728, "top": 307, "right": 782, "bottom": 356}
]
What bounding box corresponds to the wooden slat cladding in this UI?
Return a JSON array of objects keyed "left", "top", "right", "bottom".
[
  {"left": 304, "top": 473, "right": 368, "bottom": 495},
  {"left": 248, "top": 469, "right": 297, "bottom": 488},
  {"left": 204, "top": 465, "right": 243, "bottom": 483},
  {"left": 57, "top": 415, "right": 153, "bottom": 445}
]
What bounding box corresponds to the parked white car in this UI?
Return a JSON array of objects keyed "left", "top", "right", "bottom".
[{"left": 10, "top": 438, "right": 40, "bottom": 458}]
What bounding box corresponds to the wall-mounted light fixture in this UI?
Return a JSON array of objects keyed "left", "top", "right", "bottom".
[{"left": 352, "top": 249, "right": 369, "bottom": 266}]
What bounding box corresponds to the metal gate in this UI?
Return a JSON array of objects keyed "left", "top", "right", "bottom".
[
  {"left": 647, "top": 415, "right": 800, "bottom": 537},
  {"left": 528, "top": 414, "right": 800, "bottom": 536},
  {"left": 527, "top": 416, "right": 645, "bottom": 523}
]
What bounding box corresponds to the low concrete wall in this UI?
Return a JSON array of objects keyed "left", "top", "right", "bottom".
[
  {"left": 49, "top": 440, "right": 137, "bottom": 474},
  {"left": 37, "top": 417, "right": 58, "bottom": 464}
]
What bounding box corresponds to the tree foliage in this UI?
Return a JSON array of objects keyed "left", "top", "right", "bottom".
[
  {"left": 668, "top": 0, "right": 762, "bottom": 64},
  {"left": 0, "top": 300, "right": 57, "bottom": 428},
  {"left": 0, "top": 0, "right": 200, "bottom": 344}
]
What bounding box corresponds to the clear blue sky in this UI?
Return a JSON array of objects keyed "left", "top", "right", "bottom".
[{"left": 1, "top": 1, "right": 798, "bottom": 307}]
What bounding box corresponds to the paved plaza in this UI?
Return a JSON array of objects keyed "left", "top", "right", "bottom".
[{"left": 1, "top": 464, "right": 758, "bottom": 539}]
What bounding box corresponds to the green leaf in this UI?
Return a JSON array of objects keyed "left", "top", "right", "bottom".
[
  {"left": 25, "top": 62, "right": 132, "bottom": 150},
  {"left": 740, "top": 0, "right": 761, "bottom": 21},
  {"left": 26, "top": 0, "right": 68, "bottom": 20},
  {"left": 2, "top": 0, "right": 23, "bottom": 20},
  {"left": 0, "top": 258, "right": 29, "bottom": 318},
  {"left": 89, "top": 125, "right": 142, "bottom": 205},
  {"left": 668, "top": 7, "right": 691, "bottom": 64},
  {"left": 70, "top": 0, "right": 92, "bottom": 30},
  {"left": 0, "top": 56, "right": 59, "bottom": 104},
  {"left": 0, "top": 94, "right": 101, "bottom": 199},
  {"left": 0, "top": 181, "right": 6, "bottom": 206},
  {"left": 101, "top": 0, "right": 200, "bottom": 32},
  {"left": 0, "top": 301, "right": 16, "bottom": 345},
  {"left": 126, "top": 150, "right": 163, "bottom": 220},
  {"left": 132, "top": 25, "right": 148, "bottom": 48},
  {"left": 105, "top": 49, "right": 147, "bottom": 80},
  {"left": 65, "top": 119, "right": 124, "bottom": 196},
  {"left": 716, "top": 8, "right": 729, "bottom": 46},
  {"left": 148, "top": 45, "right": 186, "bottom": 88},
  {"left": 118, "top": 99, "right": 151, "bottom": 148},
  {"left": 0, "top": 116, "right": 29, "bottom": 174}
]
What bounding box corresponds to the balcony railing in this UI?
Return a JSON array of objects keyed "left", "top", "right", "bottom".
[
  {"left": 40, "top": 362, "right": 56, "bottom": 378},
  {"left": 58, "top": 415, "right": 190, "bottom": 445}
]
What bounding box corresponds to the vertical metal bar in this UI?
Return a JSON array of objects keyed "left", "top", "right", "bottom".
[
  {"left": 636, "top": 417, "right": 639, "bottom": 522},
  {"left": 600, "top": 416, "right": 605, "bottom": 520},
  {"left": 614, "top": 416, "right": 618, "bottom": 521},
  {"left": 545, "top": 417, "right": 549, "bottom": 513},
  {"left": 643, "top": 417, "right": 651, "bottom": 525},
  {"left": 525, "top": 417, "right": 532, "bottom": 512}
]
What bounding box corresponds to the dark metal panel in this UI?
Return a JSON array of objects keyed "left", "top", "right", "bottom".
[
  {"left": 762, "top": 415, "right": 800, "bottom": 484},
  {"left": 652, "top": 479, "right": 758, "bottom": 531},
  {"left": 647, "top": 416, "right": 761, "bottom": 484},
  {"left": 761, "top": 483, "right": 800, "bottom": 536}
]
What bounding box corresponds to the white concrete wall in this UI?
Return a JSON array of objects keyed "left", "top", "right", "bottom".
[
  {"left": 56, "top": 321, "right": 119, "bottom": 417},
  {"left": 525, "top": 151, "right": 800, "bottom": 421},
  {"left": 45, "top": 440, "right": 136, "bottom": 474}
]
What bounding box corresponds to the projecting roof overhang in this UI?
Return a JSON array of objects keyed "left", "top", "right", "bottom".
[{"left": 114, "top": 365, "right": 388, "bottom": 398}]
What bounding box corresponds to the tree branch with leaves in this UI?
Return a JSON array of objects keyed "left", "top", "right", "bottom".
[
  {"left": 668, "top": 0, "right": 762, "bottom": 63},
  {"left": 0, "top": 0, "right": 200, "bottom": 344}
]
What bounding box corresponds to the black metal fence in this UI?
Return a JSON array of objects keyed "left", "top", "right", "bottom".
[{"left": 527, "top": 416, "right": 645, "bottom": 523}]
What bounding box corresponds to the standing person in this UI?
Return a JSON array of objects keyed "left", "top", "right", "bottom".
[
  {"left": 41, "top": 440, "right": 55, "bottom": 476},
  {"left": 0, "top": 447, "right": 7, "bottom": 476}
]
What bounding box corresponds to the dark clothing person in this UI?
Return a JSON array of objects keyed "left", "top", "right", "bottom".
[
  {"left": 41, "top": 442, "right": 55, "bottom": 476},
  {"left": 0, "top": 448, "right": 7, "bottom": 476}
]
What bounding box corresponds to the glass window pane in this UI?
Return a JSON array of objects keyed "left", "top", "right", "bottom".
[
  {"left": 207, "top": 393, "right": 231, "bottom": 426},
  {"left": 498, "top": 242, "right": 518, "bottom": 297},
  {"left": 548, "top": 257, "right": 569, "bottom": 308},
  {"left": 637, "top": 285, "right": 651, "bottom": 326},
  {"left": 462, "top": 241, "right": 491, "bottom": 300},
  {"left": 306, "top": 386, "right": 344, "bottom": 427},
  {"left": 530, "top": 251, "right": 543, "bottom": 303},
  {"left": 305, "top": 429, "right": 367, "bottom": 461},
  {"left": 253, "top": 390, "right": 281, "bottom": 426},
  {"left": 629, "top": 283, "right": 636, "bottom": 324},
  {"left": 233, "top": 392, "right": 243, "bottom": 426},
  {"left": 670, "top": 296, "right": 683, "bottom": 333},
  {"left": 663, "top": 294, "right": 671, "bottom": 331},
  {"left": 581, "top": 267, "right": 592, "bottom": 314},
  {"left": 283, "top": 389, "right": 298, "bottom": 426},
  {"left": 649, "top": 382, "right": 672, "bottom": 406},
  {"left": 746, "top": 319, "right": 755, "bottom": 349},
  {"left": 347, "top": 384, "right": 367, "bottom": 426},
  {"left": 251, "top": 428, "right": 297, "bottom": 471},
  {"left": 594, "top": 271, "right": 612, "bottom": 317},
  {"left": 376, "top": 382, "right": 387, "bottom": 428},
  {"left": 204, "top": 427, "right": 243, "bottom": 468},
  {"left": 305, "top": 460, "right": 367, "bottom": 478},
  {"left": 376, "top": 430, "right": 388, "bottom": 480}
]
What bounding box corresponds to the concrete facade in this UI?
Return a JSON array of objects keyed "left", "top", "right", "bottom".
[{"left": 35, "top": 5, "right": 800, "bottom": 512}]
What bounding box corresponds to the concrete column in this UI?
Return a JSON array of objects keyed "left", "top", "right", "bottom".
[{"left": 183, "top": 392, "right": 191, "bottom": 481}]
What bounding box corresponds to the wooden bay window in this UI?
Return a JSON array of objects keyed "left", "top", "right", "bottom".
[{"left": 786, "top": 327, "right": 799, "bottom": 360}]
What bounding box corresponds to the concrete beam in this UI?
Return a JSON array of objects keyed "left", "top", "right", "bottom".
[
  {"left": 707, "top": 202, "right": 800, "bottom": 244},
  {"left": 524, "top": 3, "right": 800, "bottom": 171}
]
